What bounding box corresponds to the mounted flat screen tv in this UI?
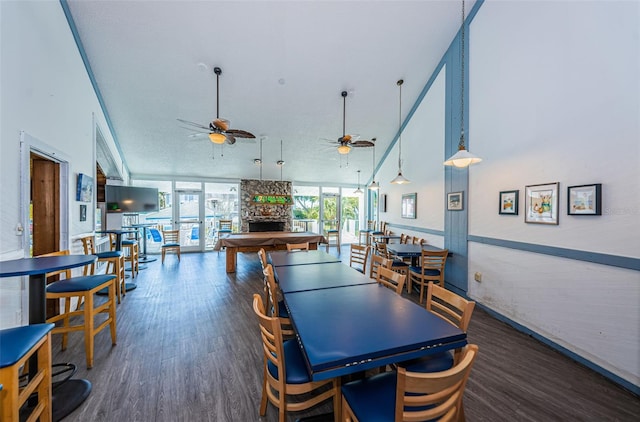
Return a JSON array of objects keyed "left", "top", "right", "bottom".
[{"left": 105, "top": 185, "right": 159, "bottom": 213}]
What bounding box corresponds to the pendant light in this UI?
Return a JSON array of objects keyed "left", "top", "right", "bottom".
[
  {"left": 390, "top": 79, "right": 410, "bottom": 184},
  {"left": 444, "top": 0, "right": 482, "bottom": 168},
  {"left": 277, "top": 139, "right": 285, "bottom": 180},
  {"left": 354, "top": 170, "right": 364, "bottom": 195},
  {"left": 368, "top": 138, "right": 379, "bottom": 190}
]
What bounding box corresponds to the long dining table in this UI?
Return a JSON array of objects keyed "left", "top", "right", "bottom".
[
  {"left": 386, "top": 243, "right": 451, "bottom": 266},
  {"left": 272, "top": 252, "right": 466, "bottom": 382},
  {"left": 268, "top": 250, "right": 341, "bottom": 268}
]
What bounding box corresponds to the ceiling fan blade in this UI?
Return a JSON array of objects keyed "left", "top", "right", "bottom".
[
  {"left": 225, "top": 134, "right": 237, "bottom": 145},
  {"left": 351, "top": 140, "right": 375, "bottom": 147},
  {"left": 177, "top": 118, "right": 210, "bottom": 131},
  {"left": 226, "top": 129, "right": 255, "bottom": 138},
  {"left": 212, "top": 118, "right": 230, "bottom": 131},
  {"left": 187, "top": 132, "right": 209, "bottom": 139}
]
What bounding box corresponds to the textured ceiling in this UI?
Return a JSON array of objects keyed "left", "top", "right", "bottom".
[{"left": 66, "top": 0, "right": 471, "bottom": 186}]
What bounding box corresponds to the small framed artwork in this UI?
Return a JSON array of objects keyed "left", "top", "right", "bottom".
[
  {"left": 499, "top": 190, "right": 519, "bottom": 215},
  {"left": 568, "top": 184, "right": 601, "bottom": 215},
  {"left": 401, "top": 193, "right": 417, "bottom": 219},
  {"left": 76, "top": 173, "right": 93, "bottom": 202},
  {"left": 525, "top": 182, "right": 559, "bottom": 224},
  {"left": 80, "top": 204, "right": 87, "bottom": 221},
  {"left": 379, "top": 194, "right": 387, "bottom": 212},
  {"left": 447, "top": 191, "right": 464, "bottom": 211}
]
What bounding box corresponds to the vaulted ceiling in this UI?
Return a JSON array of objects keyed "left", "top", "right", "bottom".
[{"left": 65, "top": 0, "right": 472, "bottom": 186}]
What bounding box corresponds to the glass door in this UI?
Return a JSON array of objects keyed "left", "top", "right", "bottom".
[
  {"left": 320, "top": 192, "right": 341, "bottom": 235},
  {"left": 174, "top": 189, "right": 204, "bottom": 252}
]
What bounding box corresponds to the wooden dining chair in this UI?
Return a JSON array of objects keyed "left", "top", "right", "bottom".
[
  {"left": 376, "top": 242, "right": 410, "bottom": 281},
  {"left": 398, "top": 282, "right": 476, "bottom": 372},
  {"left": 161, "top": 229, "right": 181, "bottom": 263},
  {"left": 408, "top": 249, "right": 449, "bottom": 304},
  {"left": 79, "top": 234, "right": 126, "bottom": 303},
  {"left": 39, "top": 250, "right": 117, "bottom": 369},
  {"left": 253, "top": 294, "right": 341, "bottom": 422},
  {"left": 376, "top": 266, "right": 407, "bottom": 295},
  {"left": 286, "top": 242, "right": 309, "bottom": 252},
  {"left": 262, "top": 264, "right": 294, "bottom": 337},
  {"left": 341, "top": 344, "right": 478, "bottom": 422},
  {"left": 368, "top": 253, "right": 391, "bottom": 280},
  {"left": 349, "top": 244, "right": 371, "bottom": 274}
]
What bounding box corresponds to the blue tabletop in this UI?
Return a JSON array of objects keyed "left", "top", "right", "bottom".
[
  {"left": 0, "top": 255, "right": 97, "bottom": 278},
  {"left": 268, "top": 250, "right": 341, "bottom": 268},
  {"left": 387, "top": 244, "right": 447, "bottom": 257},
  {"left": 275, "top": 262, "right": 375, "bottom": 294},
  {"left": 284, "top": 283, "right": 466, "bottom": 380}
]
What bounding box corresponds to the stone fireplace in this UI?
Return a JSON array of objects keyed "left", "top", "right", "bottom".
[{"left": 240, "top": 179, "right": 293, "bottom": 232}]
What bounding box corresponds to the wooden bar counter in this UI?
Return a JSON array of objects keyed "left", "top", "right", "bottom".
[{"left": 214, "top": 231, "right": 326, "bottom": 273}]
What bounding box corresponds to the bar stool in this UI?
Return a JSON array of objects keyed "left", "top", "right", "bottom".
[
  {"left": 0, "top": 323, "right": 54, "bottom": 422},
  {"left": 79, "top": 235, "right": 126, "bottom": 303},
  {"left": 109, "top": 233, "right": 139, "bottom": 278}
]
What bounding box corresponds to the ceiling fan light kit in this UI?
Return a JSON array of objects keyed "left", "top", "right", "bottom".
[
  {"left": 337, "top": 144, "right": 351, "bottom": 154},
  {"left": 178, "top": 66, "right": 255, "bottom": 148}
]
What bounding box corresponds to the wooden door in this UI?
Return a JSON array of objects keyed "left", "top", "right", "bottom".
[{"left": 31, "top": 156, "right": 60, "bottom": 256}]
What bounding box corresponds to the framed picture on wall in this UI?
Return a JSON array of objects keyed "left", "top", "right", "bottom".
[
  {"left": 401, "top": 193, "right": 416, "bottom": 219},
  {"left": 499, "top": 190, "right": 519, "bottom": 215},
  {"left": 525, "top": 182, "right": 559, "bottom": 224},
  {"left": 568, "top": 184, "right": 601, "bottom": 215},
  {"left": 80, "top": 204, "right": 87, "bottom": 221},
  {"left": 380, "top": 194, "right": 387, "bottom": 212},
  {"left": 447, "top": 192, "right": 464, "bottom": 211},
  {"left": 76, "top": 173, "right": 93, "bottom": 202}
]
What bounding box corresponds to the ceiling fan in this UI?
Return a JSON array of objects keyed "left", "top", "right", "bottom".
[
  {"left": 178, "top": 66, "right": 255, "bottom": 145},
  {"left": 328, "top": 91, "right": 375, "bottom": 154}
]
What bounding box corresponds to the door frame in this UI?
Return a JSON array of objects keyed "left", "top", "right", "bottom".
[
  {"left": 173, "top": 188, "right": 205, "bottom": 252},
  {"left": 320, "top": 192, "right": 341, "bottom": 234},
  {"left": 20, "top": 132, "right": 70, "bottom": 256}
]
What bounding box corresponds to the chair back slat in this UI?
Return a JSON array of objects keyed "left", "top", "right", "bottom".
[
  {"left": 377, "top": 266, "right": 406, "bottom": 294},
  {"left": 349, "top": 244, "right": 370, "bottom": 273},
  {"left": 426, "top": 283, "right": 476, "bottom": 332},
  {"left": 369, "top": 254, "right": 391, "bottom": 279},
  {"left": 286, "top": 242, "right": 309, "bottom": 252},
  {"left": 395, "top": 344, "right": 479, "bottom": 421}
]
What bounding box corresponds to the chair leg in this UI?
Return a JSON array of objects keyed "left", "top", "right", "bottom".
[
  {"left": 162, "top": 248, "right": 166, "bottom": 264},
  {"left": 259, "top": 366, "right": 268, "bottom": 416},
  {"left": 84, "top": 292, "right": 94, "bottom": 369},
  {"left": 61, "top": 296, "right": 71, "bottom": 351},
  {"left": 108, "top": 281, "right": 117, "bottom": 346}
]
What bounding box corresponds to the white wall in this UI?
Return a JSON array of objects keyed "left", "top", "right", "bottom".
[
  {"left": 378, "top": 66, "right": 447, "bottom": 247},
  {"left": 467, "top": 0, "right": 639, "bottom": 387},
  {"left": 0, "top": 1, "right": 126, "bottom": 328}
]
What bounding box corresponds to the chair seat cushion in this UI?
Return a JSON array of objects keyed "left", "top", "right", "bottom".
[
  {"left": 277, "top": 300, "right": 289, "bottom": 318},
  {"left": 327, "top": 229, "right": 338, "bottom": 233},
  {"left": 162, "top": 243, "right": 180, "bottom": 248},
  {"left": 0, "top": 323, "right": 54, "bottom": 367},
  {"left": 97, "top": 251, "right": 123, "bottom": 259},
  {"left": 46, "top": 274, "right": 116, "bottom": 293},
  {"left": 392, "top": 260, "right": 409, "bottom": 268},
  {"left": 267, "top": 339, "right": 312, "bottom": 384},
  {"left": 342, "top": 371, "right": 397, "bottom": 421},
  {"left": 122, "top": 240, "right": 136, "bottom": 245},
  {"left": 399, "top": 350, "right": 454, "bottom": 373},
  {"left": 409, "top": 266, "right": 440, "bottom": 277}
]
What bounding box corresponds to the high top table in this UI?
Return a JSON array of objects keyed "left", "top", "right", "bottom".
[
  {"left": 0, "top": 254, "right": 96, "bottom": 421},
  {"left": 123, "top": 223, "right": 157, "bottom": 263},
  {"left": 268, "top": 250, "right": 341, "bottom": 268},
  {"left": 283, "top": 282, "right": 467, "bottom": 381}
]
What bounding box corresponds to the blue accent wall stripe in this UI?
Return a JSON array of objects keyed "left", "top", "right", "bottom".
[
  {"left": 468, "top": 235, "right": 640, "bottom": 271},
  {"left": 387, "top": 223, "right": 444, "bottom": 237}
]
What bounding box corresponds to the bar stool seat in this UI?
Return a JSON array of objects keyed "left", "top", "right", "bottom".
[{"left": 0, "top": 323, "right": 54, "bottom": 422}]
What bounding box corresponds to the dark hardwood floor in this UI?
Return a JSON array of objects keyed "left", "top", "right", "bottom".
[{"left": 52, "top": 250, "right": 639, "bottom": 421}]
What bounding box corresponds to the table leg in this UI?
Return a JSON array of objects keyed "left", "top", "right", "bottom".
[
  {"left": 138, "top": 227, "right": 157, "bottom": 263},
  {"left": 226, "top": 247, "right": 237, "bottom": 273}
]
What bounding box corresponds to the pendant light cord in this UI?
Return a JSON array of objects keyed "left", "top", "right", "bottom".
[
  {"left": 459, "top": 0, "right": 466, "bottom": 149},
  {"left": 397, "top": 79, "right": 403, "bottom": 171}
]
